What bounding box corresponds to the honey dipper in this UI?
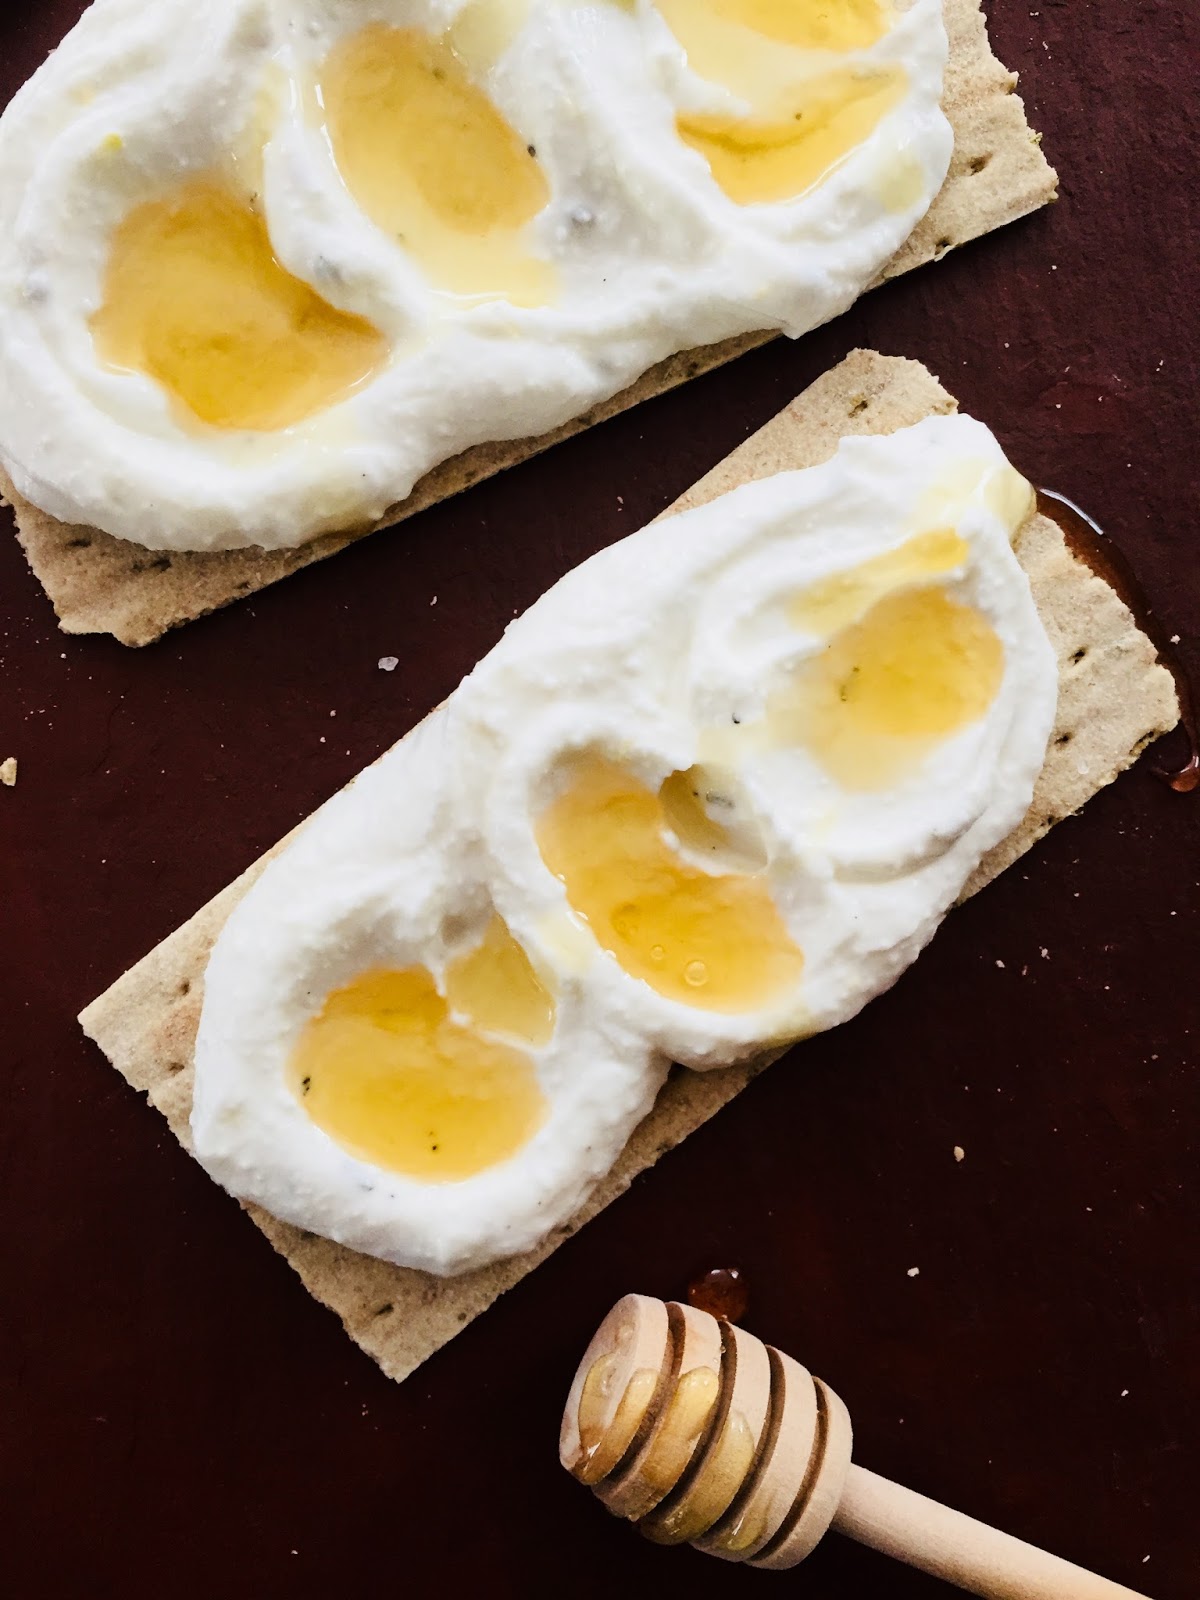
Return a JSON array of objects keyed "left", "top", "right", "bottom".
[{"left": 560, "top": 1296, "right": 1150, "bottom": 1599}]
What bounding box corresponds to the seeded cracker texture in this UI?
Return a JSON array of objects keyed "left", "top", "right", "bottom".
[
  {"left": 79, "top": 350, "right": 1180, "bottom": 1383},
  {"left": 1, "top": 0, "right": 1057, "bottom": 647}
]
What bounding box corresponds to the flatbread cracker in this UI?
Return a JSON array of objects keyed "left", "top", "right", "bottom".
[
  {"left": 79, "top": 349, "right": 1180, "bottom": 1383},
  {"left": 4, "top": 0, "right": 1057, "bottom": 646}
]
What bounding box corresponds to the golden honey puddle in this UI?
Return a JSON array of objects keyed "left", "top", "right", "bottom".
[
  {"left": 655, "top": 0, "right": 904, "bottom": 205},
  {"left": 91, "top": 177, "right": 388, "bottom": 431},
  {"left": 536, "top": 755, "right": 804, "bottom": 1012},
  {"left": 707, "top": 523, "right": 1009, "bottom": 793},
  {"left": 317, "top": 20, "right": 554, "bottom": 305},
  {"left": 772, "top": 585, "right": 1005, "bottom": 791},
  {"left": 287, "top": 917, "right": 553, "bottom": 1182}
]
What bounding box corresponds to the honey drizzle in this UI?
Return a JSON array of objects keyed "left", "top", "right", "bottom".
[
  {"left": 1037, "top": 489, "right": 1198, "bottom": 794},
  {"left": 640, "top": 1317, "right": 740, "bottom": 1542}
]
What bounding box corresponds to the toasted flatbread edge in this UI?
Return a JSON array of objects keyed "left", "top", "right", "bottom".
[
  {"left": 78, "top": 348, "right": 1179, "bottom": 1382},
  {"left": 4, "top": 0, "right": 1057, "bottom": 645}
]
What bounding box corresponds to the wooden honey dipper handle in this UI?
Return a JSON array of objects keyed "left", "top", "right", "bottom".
[
  {"left": 835, "top": 1466, "right": 1150, "bottom": 1600},
  {"left": 560, "top": 1296, "right": 1153, "bottom": 1599}
]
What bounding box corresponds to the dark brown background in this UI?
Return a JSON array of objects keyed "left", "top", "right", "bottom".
[{"left": 2, "top": 3, "right": 1197, "bottom": 1596}]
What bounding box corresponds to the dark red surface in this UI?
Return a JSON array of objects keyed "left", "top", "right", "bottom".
[{"left": 2, "top": 4, "right": 1197, "bottom": 1597}]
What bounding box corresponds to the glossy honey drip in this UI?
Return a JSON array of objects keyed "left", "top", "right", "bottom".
[
  {"left": 656, "top": 0, "right": 904, "bottom": 205},
  {"left": 687, "top": 1265, "right": 750, "bottom": 1323},
  {"left": 1037, "top": 487, "right": 1199, "bottom": 795},
  {"left": 536, "top": 755, "right": 804, "bottom": 1012},
  {"left": 577, "top": 1355, "right": 661, "bottom": 1486},
  {"left": 773, "top": 585, "right": 1006, "bottom": 791},
  {"left": 319, "top": 22, "right": 553, "bottom": 305},
  {"left": 643, "top": 1408, "right": 759, "bottom": 1543},
  {"left": 635, "top": 1367, "right": 722, "bottom": 1501},
  {"left": 709, "top": 1484, "right": 774, "bottom": 1555},
  {"left": 91, "top": 177, "right": 388, "bottom": 430},
  {"left": 288, "top": 921, "right": 551, "bottom": 1182}
]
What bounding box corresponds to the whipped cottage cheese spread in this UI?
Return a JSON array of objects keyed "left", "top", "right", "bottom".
[
  {"left": 0, "top": 0, "right": 951, "bottom": 551},
  {"left": 191, "top": 415, "right": 1057, "bottom": 1274}
]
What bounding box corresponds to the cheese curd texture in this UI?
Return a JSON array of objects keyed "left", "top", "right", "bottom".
[
  {"left": 0, "top": 0, "right": 952, "bottom": 551},
  {"left": 192, "top": 416, "right": 1058, "bottom": 1275}
]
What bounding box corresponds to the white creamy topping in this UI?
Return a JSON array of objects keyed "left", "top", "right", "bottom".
[
  {"left": 192, "top": 415, "right": 1057, "bottom": 1275},
  {"left": 0, "top": 0, "right": 951, "bottom": 550}
]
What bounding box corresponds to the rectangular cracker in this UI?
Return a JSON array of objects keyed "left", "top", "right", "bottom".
[
  {"left": 3, "top": 0, "right": 1057, "bottom": 646},
  {"left": 79, "top": 349, "right": 1180, "bottom": 1383}
]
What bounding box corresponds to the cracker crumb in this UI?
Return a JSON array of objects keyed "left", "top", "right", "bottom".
[
  {"left": 378, "top": 656, "right": 399, "bottom": 672},
  {"left": 953, "top": 1145, "right": 965, "bottom": 1162},
  {"left": 0, "top": 757, "right": 16, "bottom": 787},
  {"left": 1170, "top": 633, "right": 1181, "bottom": 645},
  {"left": 907, "top": 1267, "right": 920, "bottom": 1278}
]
